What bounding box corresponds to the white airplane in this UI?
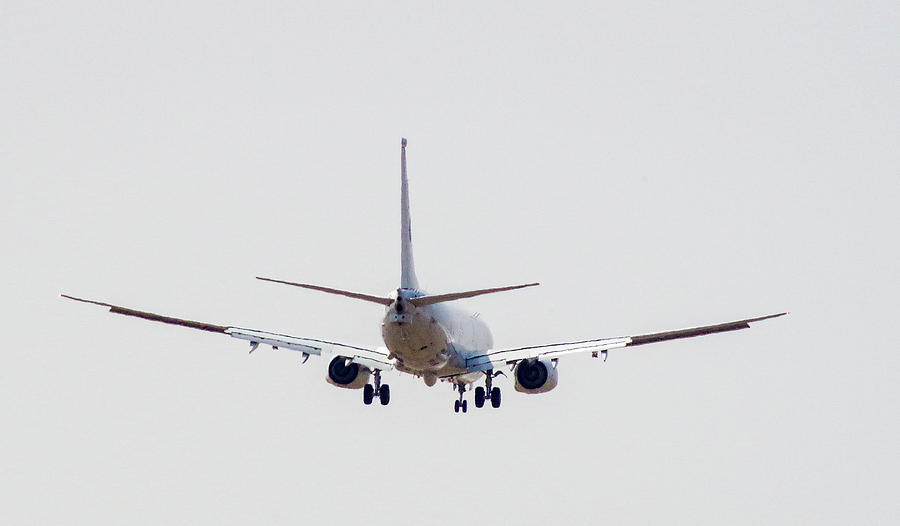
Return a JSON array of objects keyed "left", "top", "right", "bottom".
[{"left": 63, "top": 138, "right": 786, "bottom": 412}]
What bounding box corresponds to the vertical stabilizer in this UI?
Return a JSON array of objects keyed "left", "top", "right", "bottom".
[{"left": 400, "top": 138, "right": 419, "bottom": 290}]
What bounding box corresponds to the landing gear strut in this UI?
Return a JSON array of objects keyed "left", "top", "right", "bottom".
[{"left": 363, "top": 370, "right": 390, "bottom": 406}]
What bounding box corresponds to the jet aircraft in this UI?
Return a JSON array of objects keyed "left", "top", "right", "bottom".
[{"left": 63, "top": 138, "right": 786, "bottom": 412}]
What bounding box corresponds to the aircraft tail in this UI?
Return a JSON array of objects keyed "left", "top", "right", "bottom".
[
  {"left": 400, "top": 138, "right": 419, "bottom": 290},
  {"left": 255, "top": 139, "right": 538, "bottom": 308}
]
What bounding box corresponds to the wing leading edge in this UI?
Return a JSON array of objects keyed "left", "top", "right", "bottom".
[
  {"left": 466, "top": 312, "right": 787, "bottom": 372},
  {"left": 60, "top": 294, "right": 393, "bottom": 370}
]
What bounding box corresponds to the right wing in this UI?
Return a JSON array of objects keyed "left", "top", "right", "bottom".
[
  {"left": 60, "top": 294, "right": 393, "bottom": 371},
  {"left": 466, "top": 312, "right": 787, "bottom": 372}
]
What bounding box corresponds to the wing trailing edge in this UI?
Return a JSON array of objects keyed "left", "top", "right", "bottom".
[
  {"left": 61, "top": 294, "right": 229, "bottom": 333},
  {"left": 60, "top": 293, "right": 392, "bottom": 368},
  {"left": 627, "top": 312, "right": 788, "bottom": 346},
  {"left": 466, "top": 311, "right": 788, "bottom": 371}
]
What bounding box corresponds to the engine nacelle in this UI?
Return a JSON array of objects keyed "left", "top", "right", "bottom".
[
  {"left": 326, "top": 356, "right": 371, "bottom": 389},
  {"left": 513, "top": 358, "right": 559, "bottom": 394}
]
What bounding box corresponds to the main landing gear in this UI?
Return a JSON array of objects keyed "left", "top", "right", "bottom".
[
  {"left": 363, "top": 370, "right": 390, "bottom": 406},
  {"left": 454, "top": 374, "right": 501, "bottom": 413},
  {"left": 474, "top": 386, "right": 501, "bottom": 408}
]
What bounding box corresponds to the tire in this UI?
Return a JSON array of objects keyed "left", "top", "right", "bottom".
[
  {"left": 363, "top": 384, "right": 374, "bottom": 405},
  {"left": 474, "top": 387, "right": 485, "bottom": 408},
  {"left": 490, "top": 387, "right": 501, "bottom": 408},
  {"left": 462, "top": 400, "right": 468, "bottom": 413},
  {"left": 454, "top": 400, "right": 460, "bottom": 413},
  {"left": 379, "top": 384, "right": 391, "bottom": 406}
]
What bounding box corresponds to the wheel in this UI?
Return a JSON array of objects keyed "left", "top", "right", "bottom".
[
  {"left": 490, "top": 387, "right": 501, "bottom": 408},
  {"left": 474, "top": 387, "right": 485, "bottom": 408},
  {"left": 379, "top": 384, "right": 391, "bottom": 406},
  {"left": 462, "top": 400, "right": 468, "bottom": 413},
  {"left": 363, "top": 384, "right": 374, "bottom": 405},
  {"left": 454, "top": 400, "right": 460, "bottom": 413}
]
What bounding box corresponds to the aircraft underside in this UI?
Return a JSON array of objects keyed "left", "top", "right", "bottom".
[{"left": 378, "top": 306, "right": 493, "bottom": 412}]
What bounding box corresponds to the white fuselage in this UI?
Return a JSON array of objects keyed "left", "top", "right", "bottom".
[{"left": 381, "top": 288, "right": 491, "bottom": 385}]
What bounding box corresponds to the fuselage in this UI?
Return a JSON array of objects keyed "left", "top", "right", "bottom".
[{"left": 381, "top": 288, "right": 491, "bottom": 385}]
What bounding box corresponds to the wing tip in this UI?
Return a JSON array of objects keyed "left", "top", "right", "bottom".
[
  {"left": 256, "top": 276, "right": 290, "bottom": 285},
  {"left": 751, "top": 312, "right": 789, "bottom": 323},
  {"left": 60, "top": 294, "right": 110, "bottom": 308}
]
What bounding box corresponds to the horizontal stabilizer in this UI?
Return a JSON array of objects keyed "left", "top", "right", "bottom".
[
  {"left": 256, "top": 277, "right": 393, "bottom": 306},
  {"left": 409, "top": 283, "right": 539, "bottom": 307}
]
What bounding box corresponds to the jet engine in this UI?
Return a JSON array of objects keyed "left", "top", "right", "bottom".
[
  {"left": 513, "top": 358, "right": 559, "bottom": 394},
  {"left": 326, "top": 356, "right": 371, "bottom": 389}
]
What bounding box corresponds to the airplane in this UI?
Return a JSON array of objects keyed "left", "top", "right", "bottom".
[{"left": 62, "top": 138, "right": 787, "bottom": 413}]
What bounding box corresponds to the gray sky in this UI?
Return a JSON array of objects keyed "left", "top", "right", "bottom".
[{"left": 2, "top": 1, "right": 898, "bottom": 524}]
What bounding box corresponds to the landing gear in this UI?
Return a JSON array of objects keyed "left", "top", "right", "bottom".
[
  {"left": 474, "top": 387, "right": 485, "bottom": 408},
  {"left": 364, "top": 370, "right": 390, "bottom": 407},
  {"left": 455, "top": 374, "right": 502, "bottom": 412},
  {"left": 453, "top": 383, "right": 468, "bottom": 413},
  {"left": 480, "top": 374, "right": 501, "bottom": 409},
  {"left": 490, "top": 386, "right": 501, "bottom": 408}
]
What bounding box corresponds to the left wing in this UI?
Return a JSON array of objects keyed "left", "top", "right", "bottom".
[
  {"left": 466, "top": 312, "right": 787, "bottom": 372},
  {"left": 60, "top": 295, "right": 393, "bottom": 371}
]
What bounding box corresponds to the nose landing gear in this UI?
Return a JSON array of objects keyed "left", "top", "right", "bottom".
[{"left": 454, "top": 383, "right": 468, "bottom": 413}]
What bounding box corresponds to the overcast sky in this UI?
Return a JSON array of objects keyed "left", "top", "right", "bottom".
[{"left": 2, "top": 1, "right": 898, "bottom": 524}]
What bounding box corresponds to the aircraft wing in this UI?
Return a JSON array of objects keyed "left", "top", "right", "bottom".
[
  {"left": 61, "top": 295, "right": 394, "bottom": 371},
  {"left": 465, "top": 312, "right": 787, "bottom": 372}
]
